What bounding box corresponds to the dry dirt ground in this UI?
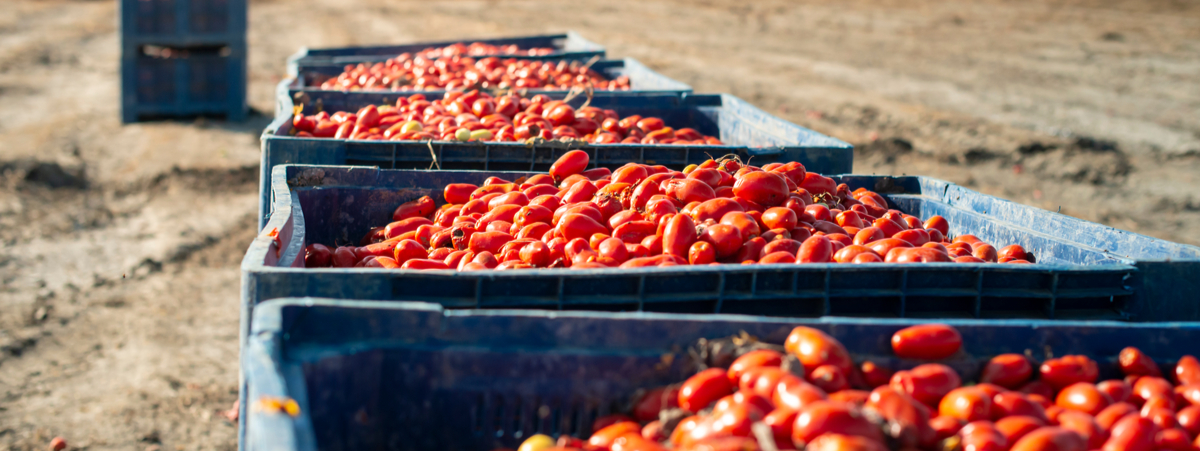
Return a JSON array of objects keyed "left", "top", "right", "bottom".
[{"left": 1, "top": 0, "right": 1198, "bottom": 449}]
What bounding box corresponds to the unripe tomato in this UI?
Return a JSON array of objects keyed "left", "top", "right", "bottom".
[
  {"left": 785, "top": 326, "right": 853, "bottom": 374},
  {"left": 791, "top": 401, "right": 885, "bottom": 446},
  {"left": 890, "top": 324, "right": 962, "bottom": 360},
  {"left": 679, "top": 368, "right": 734, "bottom": 412}
]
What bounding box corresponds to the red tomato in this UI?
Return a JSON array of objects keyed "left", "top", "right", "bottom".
[
  {"left": 1040, "top": 356, "right": 1099, "bottom": 390},
  {"left": 773, "top": 375, "right": 828, "bottom": 411},
  {"left": 810, "top": 364, "right": 849, "bottom": 393},
  {"left": 589, "top": 421, "right": 641, "bottom": 450},
  {"left": 1177, "top": 405, "right": 1200, "bottom": 438},
  {"left": 1101, "top": 415, "right": 1158, "bottom": 451},
  {"left": 678, "top": 368, "right": 734, "bottom": 412},
  {"left": 1055, "top": 383, "right": 1112, "bottom": 416},
  {"left": 733, "top": 171, "right": 790, "bottom": 207},
  {"left": 890, "top": 364, "right": 962, "bottom": 407},
  {"left": 864, "top": 386, "right": 935, "bottom": 448},
  {"left": 550, "top": 150, "right": 589, "bottom": 181},
  {"left": 960, "top": 421, "right": 1009, "bottom": 451},
  {"left": 980, "top": 354, "right": 1034, "bottom": 389},
  {"left": 860, "top": 361, "right": 894, "bottom": 389},
  {"left": 805, "top": 433, "right": 887, "bottom": 451},
  {"left": 995, "top": 416, "right": 1046, "bottom": 445},
  {"left": 688, "top": 241, "right": 716, "bottom": 265},
  {"left": 1119, "top": 347, "right": 1162, "bottom": 378},
  {"left": 931, "top": 415, "right": 965, "bottom": 442},
  {"left": 662, "top": 214, "right": 698, "bottom": 258},
  {"left": 727, "top": 349, "right": 784, "bottom": 385},
  {"left": 713, "top": 391, "right": 774, "bottom": 418},
  {"left": 1009, "top": 427, "right": 1087, "bottom": 451},
  {"left": 792, "top": 401, "right": 885, "bottom": 446},
  {"left": 1176, "top": 356, "right": 1200, "bottom": 386},
  {"left": 785, "top": 326, "right": 853, "bottom": 374},
  {"left": 1096, "top": 403, "right": 1139, "bottom": 432},
  {"left": 1096, "top": 380, "right": 1132, "bottom": 404},
  {"left": 763, "top": 408, "right": 798, "bottom": 449},
  {"left": 992, "top": 392, "right": 1049, "bottom": 422},
  {"left": 1056, "top": 410, "right": 1108, "bottom": 449},
  {"left": 890, "top": 324, "right": 962, "bottom": 360},
  {"left": 940, "top": 387, "right": 994, "bottom": 422}
]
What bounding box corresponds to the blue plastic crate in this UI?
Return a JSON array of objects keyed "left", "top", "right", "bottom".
[
  {"left": 259, "top": 91, "right": 853, "bottom": 228},
  {"left": 286, "top": 32, "right": 605, "bottom": 72},
  {"left": 285, "top": 58, "right": 692, "bottom": 99},
  {"left": 243, "top": 298, "right": 1200, "bottom": 450},
  {"left": 242, "top": 163, "right": 1200, "bottom": 344},
  {"left": 121, "top": 42, "right": 247, "bottom": 122},
  {"left": 119, "top": 0, "right": 246, "bottom": 46}
]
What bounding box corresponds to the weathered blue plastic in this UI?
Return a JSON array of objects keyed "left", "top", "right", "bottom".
[
  {"left": 260, "top": 91, "right": 854, "bottom": 228},
  {"left": 119, "top": 0, "right": 247, "bottom": 46},
  {"left": 121, "top": 41, "right": 248, "bottom": 122},
  {"left": 286, "top": 32, "right": 605, "bottom": 72},
  {"left": 285, "top": 58, "right": 692, "bottom": 99},
  {"left": 242, "top": 164, "right": 1200, "bottom": 343},
  {"left": 243, "top": 298, "right": 1200, "bottom": 451}
]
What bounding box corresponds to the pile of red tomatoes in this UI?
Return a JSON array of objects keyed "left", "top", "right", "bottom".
[
  {"left": 289, "top": 90, "right": 722, "bottom": 144},
  {"left": 317, "top": 56, "right": 628, "bottom": 92},
  {"left": 505, "top": 324, "right": 1200, "bottom": 451},
  {"left": 302, "top": 150, "right": 1033, "bottom": 270},
  {"left": 408, "top": 42, "right": 558, "bottom": 59}
]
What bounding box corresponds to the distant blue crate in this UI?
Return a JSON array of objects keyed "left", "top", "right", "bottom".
[
  {"left": 120, "top": 42, "right": 247, "bottom": 122},
  {"left": 119, "top": 0, "right": 246, "bottom": 46},
  {"left": 286, "top": 32, "right": 605, "bottom": 72},
  {"left": 243, "top": 298, "right": 1200, "bottom": 450},
  {"left": 285, "top": 58, "right": 691, "bottom": 99},
  {"left": 242, "top": 164, "right": 1200, "bottom": 337},
  {"left": 260, "top": 91, "right": 853, "bottom": 228}
]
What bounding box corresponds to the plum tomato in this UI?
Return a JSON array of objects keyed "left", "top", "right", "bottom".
[
  {"left": 785, "top": 326, "right": 853, "bottom": 374},
  {"left": 791, "top": 401, "right": 885, "bottom": 446},
  {"left": 1009, "top": 427, "right": 1087, "bottom": 451},
  {"left": 890, "top": 364, "right": 962, "bottom": 407},
  {"left": 678, "top": 368, "right": 734, "bottom": 412},
  {"left": 981, "top": 354, "right": 1035, "bottom": 389},
  {"left": 890, "top": 324, "right": 962, "bottom": 360},
  {"left": 727, "top": 349, "right": 784, "bottom": 385},
  {"left": 1055, "top": 382, "right": 1112, "bottom": 416},
  {"left": 1040, "top": 356, "right": 1099, "bottom": 390},
  {"left": 940, "top": 387, "right": 994, "bottom": 422}
]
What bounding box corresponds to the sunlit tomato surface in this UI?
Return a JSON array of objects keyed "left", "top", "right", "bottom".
[
  {"left": 678, "top": 368, "right": 734, "bottom": 412},
  {"left": 785, "top": 326, "right": 853, "bottom": 374},
  {"left": 1040, "top": 356, "right": 1099, "bottom": 390},
  {"left": 940, "top": 387, "right": 994, "bottom": 422},
  {"left": 792, "top": 401, "right": 885, "bottom": 446},
  {"left": 1008, "top": 427, "right": 1087, "bottom": 451},
  {"left": 891, "top": 364, "right": 963, "bottom": 407},
  {"left": 891, "top": 324, "right": 962, "bottom": 360}
]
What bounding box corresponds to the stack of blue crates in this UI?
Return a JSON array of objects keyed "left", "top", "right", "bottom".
[
  {"left": 119, "top": 0, "right": 247, "bottom": 122},
  {"left": 241, "top": 31, "right": 1200, "bottom": 451}
]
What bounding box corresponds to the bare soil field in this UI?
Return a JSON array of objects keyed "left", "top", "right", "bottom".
[{"left": 1, "top": 0, "right": 1197, "bottom": 448}]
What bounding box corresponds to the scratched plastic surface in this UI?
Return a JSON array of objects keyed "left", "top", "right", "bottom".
[
  {"left": 243, "top": 298, "right": 1200, "bottom": 451},
  {"left": 286, "top": 32, "right": 606, "bottom": 71},
  {"left": 260, "top": 91, "right": 854, "bottom": 228}
]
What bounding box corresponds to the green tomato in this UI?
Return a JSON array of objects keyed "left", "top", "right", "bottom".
[{"left": 454, "top": 128, "right": 472, "bottom": 141}]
